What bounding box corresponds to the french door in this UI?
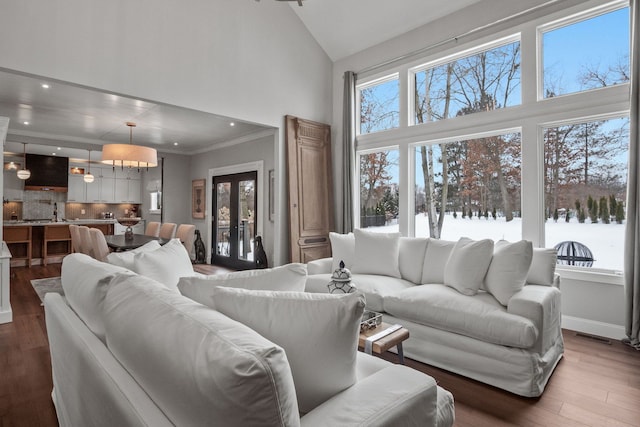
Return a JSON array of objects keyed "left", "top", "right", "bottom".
[{"left": 212, "top": 171, "right": 257, "bottom": 270}]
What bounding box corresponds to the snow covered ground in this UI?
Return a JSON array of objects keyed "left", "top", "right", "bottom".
[{"left": 368, "top": 213, "right": 624, "bottom": 272}]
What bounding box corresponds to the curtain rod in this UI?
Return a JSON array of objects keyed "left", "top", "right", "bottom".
[{"left": 357, "top": 0, "right": 562, "bottom": 75}]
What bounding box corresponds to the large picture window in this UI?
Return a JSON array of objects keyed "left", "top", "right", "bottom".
[
  {"left": 415, "top": 133, "right": 521, "bottom": 242},
  {"left": 414, "top": 39, "right": 521, "bottom": 124},
  {"left": 359, "top": 149, "right": 399, "bottom": 231},
  {"left": 354, "top": 1, "right": 630, "bottom": 276},
  {"left": 543, "top": 117, "right": 628, "bottom": 271}
]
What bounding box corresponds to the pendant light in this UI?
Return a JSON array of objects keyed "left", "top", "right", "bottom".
[
  {"left": 84, "top": 150, "right": 95, "bottom": 183},
  {"left": 101, "top": 122, "right": 157, "bottom": 171},
  {"left": 17, "top": 143, "right": 31, "bottom": 180}
]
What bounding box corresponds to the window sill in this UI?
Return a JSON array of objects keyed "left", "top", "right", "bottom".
[{"left": 556, "top": 266, "right": 623, "bottom": 286}]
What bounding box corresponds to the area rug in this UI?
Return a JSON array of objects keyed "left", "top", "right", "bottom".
[{"left": 30, "top": 277, "right": 64, "bottom": 305}]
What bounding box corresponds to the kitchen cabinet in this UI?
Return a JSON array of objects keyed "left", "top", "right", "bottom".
[
  {"left": 3, "top": 170, "right": 24, "bottom": 201},
  {"left": 67, "top": 174, "right": 85, "bottom": 202},
  {"left": 68, "top": 165, "right": 141, "bottom": 203}
]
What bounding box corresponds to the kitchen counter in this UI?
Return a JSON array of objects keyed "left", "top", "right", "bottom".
[
  {"left": 3, "top": 220, "right": 116, "bottom": 266},
  {"left": 3, "top": 219, "right": 117, "bottom": 226}
]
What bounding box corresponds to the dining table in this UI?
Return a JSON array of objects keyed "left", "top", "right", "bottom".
[{"left": 104, "top": 234, "right": 170, "bottom": 251}]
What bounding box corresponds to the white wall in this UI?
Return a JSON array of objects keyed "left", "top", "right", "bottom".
[
  {"left": 0, "top": 0, "right": 333, "bottom": 264},
  {"left": 329, "top": 0, "right": 626, "bottom": 339},
  {"left": 189, "top": 133, "right": 276, "bottom": 264}
]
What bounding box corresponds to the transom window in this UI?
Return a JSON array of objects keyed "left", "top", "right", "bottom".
[{"left": 357, "top": 75, "right": 399, "bottom": 135}]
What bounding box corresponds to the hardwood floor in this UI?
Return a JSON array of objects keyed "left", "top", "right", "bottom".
[{"left": 1, "top": 263, "right": 639, "bottom": 426}]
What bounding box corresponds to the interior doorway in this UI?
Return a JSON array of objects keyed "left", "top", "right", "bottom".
[{"left": 211, "top": 171, "right": 258, "bottom": 270}]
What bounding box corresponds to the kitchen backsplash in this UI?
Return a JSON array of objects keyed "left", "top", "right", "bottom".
[{"left": 3, "top": 191, "right": 139, "bottom": 221}]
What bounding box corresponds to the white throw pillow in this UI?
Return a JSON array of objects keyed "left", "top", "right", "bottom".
[
  {"left": 60, "top": 253, "right": 134, "bottom": 341},
  {"left": 398, "top": 237, "right": 430, "bottom": 284},
  {"left": 106, "top": 240, "right": 161, "bottom": 270},
  {"left": 178, "top": 263, "right": 307, "bottom": 308},
  {"left": 103, "top": 274, "right": 300, "bottom": 426},
  {"left": 212, "top": 287, "right": 366, "bottom": 413},
  {"left": 527, "top": 248, "right": 558, "bottom": 286},
  {"left": 444, "top": 237, "right": 494, "bottom": 295},
  {"left": 351, "top": 229, "right": 401, "bottom": 278},
  {"left": 329, "top": 232, "right": 355, "bottom": 271},
  {"left": 421, "top": 238, "right": 456, "bottom": 284},
  {"left": 132, "top": 238, "right": 193, "bottom": 290},
  {"left": 484, "top": 240, "right": 533, "bottom": 305}
]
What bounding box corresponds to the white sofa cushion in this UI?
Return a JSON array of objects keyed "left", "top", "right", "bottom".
[
  {"left": 421, "top": 239, "right": 456, "bottom": 284},
  {"left": 444, "top": 238, "right": 494, "bottom": 296},
  {"left": 106, "top": 240, "right": 161, "bottom": 270},
  {"left": 329, "top": 232, "right": 355, "bottom": 271},
  {"left": 305, "top": 273, "right": 414, "bottom": 312},
  {"left": 385, "top": 285, "right": 538, "bottom": 349},
  {"left": 131, "top": 238, "right": 193, "bottom": 290},
  {"left": 485, "top": 240, "right": 533, "bottom": 305},
  {"left": 527, "top": 248, "right": 558, "bottom": 286},
  {"left": 60, "top": 253, "right": 134, "bottom": 341},
  {"left": 399, "top": 237, "right": 429, "bottom": 284},
  {"left": 103, "top": 274, "right": 300, "bottom": 426},
  {"left": 177, "top": 263, "right": 307, "bottom": 308},
  {"left": 351, "top": 229, "right": 401, "bottom": 278},
  {"left": 212, "top": 287, "right": 365, "bottom": 413}
]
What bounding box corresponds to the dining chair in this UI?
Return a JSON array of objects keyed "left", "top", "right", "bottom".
[
  {"left": 77, "top": 226, "right": 94, "bottom": 258},
  {"left": 89, "top": 227, "right": 110, "bottom": 262},
  {"left": 68, "top": 224, "right": 81, "bottom": 253},
  {"left": 176, "top": 224, "right": 196, "bottom": 260},
  {"left": 159, "top": 222, "right": 177, "bottom": 240},
  {"left": 145, "top": 221, "right": 161, "bottom": 237}
]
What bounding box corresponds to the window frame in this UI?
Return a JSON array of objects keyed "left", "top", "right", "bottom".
[
  {"left": 356, "top": 73, "right": 401, "bottom": 136},
  {"left": 352, "top": 0, "right": 630, "bottom": 280}
]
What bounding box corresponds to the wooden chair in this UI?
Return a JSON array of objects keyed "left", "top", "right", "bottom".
[
  {"left": 159, "top": 222, "right": 177, "bottom": 240},
  {"left": 145, "top": 221, "right": 161, "bottom": 237},
  {"left": 176, "top": 224, "right": 196, "bottom": 259},
  {"left": 89, "top": 228, "right": 110, "bottom": 262}
]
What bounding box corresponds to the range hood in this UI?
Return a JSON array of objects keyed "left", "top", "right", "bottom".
[{"left": 24, "top": 154, "right": 69, "bottom": 192}]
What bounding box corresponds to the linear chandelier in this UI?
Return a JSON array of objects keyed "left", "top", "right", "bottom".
[{"left": 101, "top": 122, "right": 158, "bottom": 170}]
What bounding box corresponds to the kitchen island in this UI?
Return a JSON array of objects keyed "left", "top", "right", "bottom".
[{"left": 3, "top": 219, "right": 115, "bottom": 267}]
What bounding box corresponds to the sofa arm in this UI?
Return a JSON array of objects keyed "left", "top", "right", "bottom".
[
  {"left": 507, "top": 285, "right": 562, "bottom": 354},
  {"left": 307, "top": 257, "right": 333, "bottom": 275},
  {"left": 301, "top": 365, "right": 440, "bottom": 427}
]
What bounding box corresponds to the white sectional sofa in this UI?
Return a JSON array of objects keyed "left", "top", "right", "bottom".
[
  {"left": 45, "top": 251, "right": 455, "bottom": 427},
  {"left": 305, "top": 230, "right": 564, "bottom": 397}
]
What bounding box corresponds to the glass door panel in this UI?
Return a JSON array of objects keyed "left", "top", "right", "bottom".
[{"left": 212, "top": 171, "right": 258, "bottom": 270}]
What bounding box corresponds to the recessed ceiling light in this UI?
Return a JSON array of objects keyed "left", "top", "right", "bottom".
[
  {"left": 57, "top": 147, "right": 61, "bottom": 150},
  {"left": 23, "top": 121, "right": 29, "bottom": 125},
  {"left": 173, "top": 142, "right": 179, "bottom": 146},
  {"left": 42, "top": 84, "right": 50, "bottom": 89},
  {"left": 52, "top": 152, "right": 57, "bottom": 156},
  {"left": 230, "top": 122, "right": 235, "bottom": 127}
]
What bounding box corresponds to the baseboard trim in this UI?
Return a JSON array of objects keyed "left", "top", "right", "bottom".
[
  {"left": 562, "top": 315, "right": 625, "bottom": 340},
  {"left": 0, "top": 309, "right": 13, "bottom": 324}
]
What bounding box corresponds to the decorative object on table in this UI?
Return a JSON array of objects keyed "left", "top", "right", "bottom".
[
  {"left": 117, "top": 217, "right": 141, "bottom": 240},
  {"left": 101, "top": 122, "right": 157, "bottom": 171},
  {"left": 192, "top": 179, "right": 206, "bottom": 219},
  {"left": 194, "top": 229, "right": 206, "bottom": 264},
  {"left": 254, "top": 235, "right": 268, "bottom": 268},
  {"left": 360, "top": 310, "right": 383, "bottom": 332},
  {"left": 327, "top": 260, "right": 355, "bottom": 294}
]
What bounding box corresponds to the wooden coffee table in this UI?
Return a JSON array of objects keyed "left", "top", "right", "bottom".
[{"left": 359, "top": 322, "right": 409, "bottom": 364}]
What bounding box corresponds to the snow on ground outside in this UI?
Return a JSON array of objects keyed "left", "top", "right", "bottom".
[{"left": 369, "top": 213, "right": 624, "bottom": 272}]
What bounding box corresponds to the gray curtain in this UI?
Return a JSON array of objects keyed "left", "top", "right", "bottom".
[
  {"left": 624, "top": 0, "right": 640, "bottom": 350},
  {"left": 342, "top": 71, "right": 357, "bottom": 233}
]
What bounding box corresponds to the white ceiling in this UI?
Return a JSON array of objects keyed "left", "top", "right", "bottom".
[
  {"left": 1, "top": 0, "right": 481, "bottom": 161},
  {"left": 289, "top": 0, "right": 483, "bottom": 61}
]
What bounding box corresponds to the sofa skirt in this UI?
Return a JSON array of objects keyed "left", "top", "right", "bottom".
[{"left": 383, "top": 314, "right": 564, "bottom": 397}]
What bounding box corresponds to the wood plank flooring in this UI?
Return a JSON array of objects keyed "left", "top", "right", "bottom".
[{"left": 1, "top": 263, "right": 639, "bottom": 426}]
